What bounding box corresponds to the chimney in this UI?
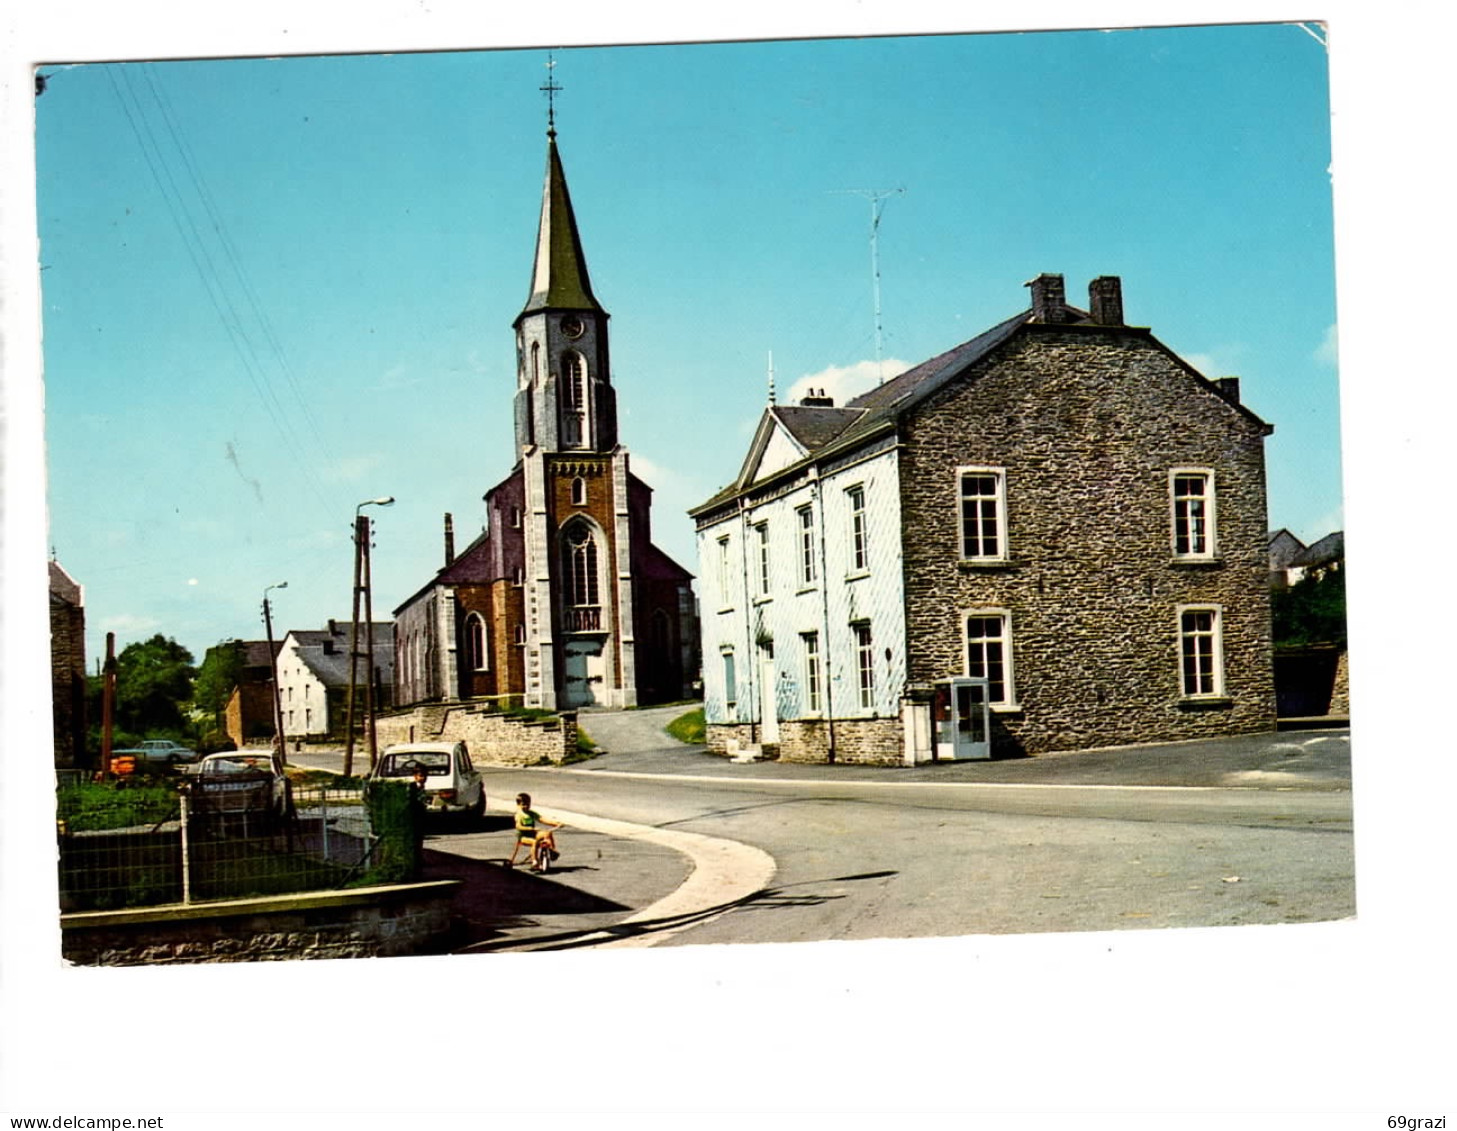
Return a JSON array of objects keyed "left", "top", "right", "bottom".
[
  {"left": 1215, "top": 377, "right": 1242, "bottom": 404},
  {"left": 1026, "top": 273, "right": 1068, "bottom": 323},
  {"left": 1088, "top": 276, "right": 1124, "bottom": 326},
  {"left": 799, "top": 388, "right": 836, "bottom": 407},
  {"left": 444, "top": 512, "right": 456, "bottom": 566},
  {"left": 327, "top": 618, "right": 338, "bottom": 636}
]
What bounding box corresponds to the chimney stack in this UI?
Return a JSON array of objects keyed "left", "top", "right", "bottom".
[
  {"left": 1215, "top": 377, "right": 1242, "bottom": 405},
  {"left": 799, "top": 389, "right": 836, "bottom": 407},
  {"left": 444, "top": 512, "right": 456, "bottom": 567},
  {"left": 1088, "top": 276, "right": 1124, "bottom": 326},
  {"left": 1026, "top": 273, "right": 1068, "bottom": 323}
]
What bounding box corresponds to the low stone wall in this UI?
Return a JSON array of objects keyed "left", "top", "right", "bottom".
[
  {"left": 707, "top": 718, "right": 908, "bottom": 766},
  {"left": 61, "top": 881, "right": 460, "bottom": 966},
  {"left": 374, "top": 703, "right": 577, "bottom": 765}
]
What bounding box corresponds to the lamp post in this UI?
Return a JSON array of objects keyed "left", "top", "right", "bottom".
[
  {"left": 344, "top": 496, "right": 394, "bottom": 778},
  {"left": 262, "top": 581, "right": 288, "bottom": 762}
]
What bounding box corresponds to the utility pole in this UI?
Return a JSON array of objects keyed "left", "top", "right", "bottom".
[
  {"left": 344, "top": 496, "right": 393, "bottom": 778},
  {"left": 262, "top": 581, "right": 287, "bottom": 763},
  {"left": 834, "top": 187, "right": 904, "bottom": 385},
  {"left": 100, "top": 632, "right": 116, "bottom": 780}
]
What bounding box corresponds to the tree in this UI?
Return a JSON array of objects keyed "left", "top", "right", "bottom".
[
  {"left": 192, "top": 639, "right": 246, "bottom": 728},
  {"left": 1272, "top": 568, "right": 1347, "bottom": 648},
  {"left": 113, "top": 634, "right": 197, "bottom": 738}
]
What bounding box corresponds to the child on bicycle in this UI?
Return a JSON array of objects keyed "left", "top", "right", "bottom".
[{"left": 506, "top": 791, "right": 561, "bottom": 871}]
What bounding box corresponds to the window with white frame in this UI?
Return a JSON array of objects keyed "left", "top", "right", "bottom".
[
  {"left": 1171, "top": 470, "right": 1216, "bottom": 558},
  {"left": 754, "top": 521, "right": 771, "bottom": 598},
  {"left": 1178, "top": 606, "right": 1224, "bottom": 697},
  {"left": 965, "top": 611, "right": 1014, "bottom": 705},
  {"left": 959, "top": 467, "right": 1007, "bottom": 561},
  {"left": 797, "top": 505, "right": 817, "bottom": 586},
  {"left": 847, "top": 485, "right": 868, "bottom": 573},
  {"left": 801, "top": 631, "right": 822, "bottom": 715},
  {"left": 853, "top": 621, "right": 875, "bottom": 709},
  {"left": 717, "top": 535, "right": 732, "bottom": 608}
]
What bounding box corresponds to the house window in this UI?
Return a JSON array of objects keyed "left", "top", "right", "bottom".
[
  {"left": 797, "top": 505, "right": 817, "bottom": 586},
  {"left": 465, "top": 614, "right": 488, "bottom": 672},
  {"left": 571, "top": 476, "right": 587, "bottom": 506},
  {"left": 1179, "top": 606, "right": 1224, "bottom": 697},
  {"left": 959, "top": 468, "right": 1007, "bottom": 561},
  {"left": 510, "top": 506, "right": 522, "bottom": 530},
  {"left": 754, "top": 522, "right": 771, "bottom": 597},
  {"left": 722, "top": 649, "right": 737, "bottom": 710},
  {"left": 853, "top": 621, "right": 875, "bottom": 709},
  {"left": 717, "top": 535, "right": 732, "bottom": 608},
  {"left": 847, "top": 485, "right": 868, "bottom": 573},
  {"left": 1171, "top": 470, "right": 1216, "bottom": 558},
  {"left": 801, "top": 632, "right": 822, "bottom": 715},
  {"left": 965, "top": 611, "right": 1013, "bottom": 705},
  {"left": 562, "top": 352, "right": 587, "bottom": 448}
]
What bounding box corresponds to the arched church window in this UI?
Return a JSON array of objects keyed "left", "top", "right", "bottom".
[
  {"left": 562, "top": 522, "right": 600, "bottom": 608},
  {"left": 562, "top": 352, "right": 587, "bottom": 448},
  {"left": 530, "top": 341, "right": 540, "bottom": 385},
  {"left": 571, "top": 476, "right": 587, "bottom": 506},
  {"left": 465, "top": 614, "right": 488, "bottom": 672}
]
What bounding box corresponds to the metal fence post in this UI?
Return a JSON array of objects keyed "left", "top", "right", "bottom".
[{"left": 179, "top": 787, "right": 192, "bottom": 905}]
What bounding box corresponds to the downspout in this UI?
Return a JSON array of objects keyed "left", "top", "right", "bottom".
[{"left": 814, "top": 476, "right": 836, "bottom": 763}]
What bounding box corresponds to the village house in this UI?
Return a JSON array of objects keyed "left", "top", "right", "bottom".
[
  {"left": 49, "top": 559, "right": 87, "bottom": 769},
  {"left": 392, "top": 123, "right": 697, "bottom": 712},
  {"left": 275, "top": 620, "right": 393, "bottom": 742},
  {"left": 692, "top": 273, "right": 1278, "bottom": 763}
]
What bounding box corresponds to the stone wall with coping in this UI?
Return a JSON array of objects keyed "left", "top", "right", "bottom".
[
  {"left": 374, "top": 703, "right": 576, "bottom": 765},
  {"left": 707, "top": 718, "right": 906, "bottom": 765},
  {"left": 61, "top": 881, "right": 459, "bottom": 966}
]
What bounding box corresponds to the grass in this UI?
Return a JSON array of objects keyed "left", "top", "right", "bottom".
[
  {"left": 56, "top": 781, "right": 180, "bottom": 832},
  {"left": 665, "top": 707, "right": 706, "bottom": 745}
]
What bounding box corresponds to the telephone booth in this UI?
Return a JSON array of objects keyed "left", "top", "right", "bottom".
[{"left": 932, "top": 677, "right": 991, "bottom": 761}]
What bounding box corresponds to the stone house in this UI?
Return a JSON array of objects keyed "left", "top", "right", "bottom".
[
  {"left": 692, "top": 273, "right": 1278, "bottom": 763},
  {"left": 49, "top": 559, "right": 87, "bottom": 768},
  {"left": 275, "top": 621, "right": 394, "bottom": 741},
  {"left": 392, "top": 123, "right": 697, "bottom": 712},
  {"left": 222, "top": 639, "right": 284, "bottom": 748}
]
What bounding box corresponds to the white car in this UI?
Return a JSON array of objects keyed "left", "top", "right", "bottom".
[
  {"left": 372, "top": 742, "right": 485, "bottom": 821},
  {"left": 138, "top": 739, "right": 198, "bottom": 764}
]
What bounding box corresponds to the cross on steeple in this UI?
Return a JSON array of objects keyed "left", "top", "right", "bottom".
[{"left": 540, "top": 53, "right": 562, "bottom": 138}]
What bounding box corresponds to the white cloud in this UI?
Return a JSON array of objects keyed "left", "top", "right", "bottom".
[
  {"left": 101, "top": 613, "right": 161, "bottom": 638},
  {"left": 323, "top": 456, "right": 378, "bottom": 484},
  {"left": 1315, "top": 323, "right": 1339, "bottom": 367},
  {"left": 784, "top": 358, "right": 912, "bottom": 407}
]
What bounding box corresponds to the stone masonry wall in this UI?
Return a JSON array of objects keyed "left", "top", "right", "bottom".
[
  {"left": 898, "top": 325, "right": 1277, "bottom": 756},
  {"left": 62, "top": 883, "right": 458, "bottom": 966},
  {"left": 374, "top": 702, "right": 576, "bottom": 765},
  {"left": 708, "top": 718, "right": 906, "bottom": 765}
]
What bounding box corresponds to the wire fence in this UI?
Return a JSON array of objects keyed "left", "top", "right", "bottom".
[{"left": 57, "top": 779, "right": 420, "bottom": 913}]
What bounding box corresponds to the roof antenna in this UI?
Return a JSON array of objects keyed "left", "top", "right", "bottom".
[
  {"left": 833, "top": 187, "right": 905, "bottom": 385},
  {"left": 767, "top": 350, "right": 776, "bottom": 406},
  {"left": 540, "top": 52, "right": 562, "bottom": 138}
]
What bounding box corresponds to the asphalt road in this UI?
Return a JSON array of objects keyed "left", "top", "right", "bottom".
[{"left": 290, "top": 709, "right": 1355, "bottom": 949}]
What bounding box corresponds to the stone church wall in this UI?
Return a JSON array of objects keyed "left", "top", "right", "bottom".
[{"left": 374, "top": 702, "right": 576, "bottom": 765}]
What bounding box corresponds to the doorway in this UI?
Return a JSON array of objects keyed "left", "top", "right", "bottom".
[
  {"left": 932, "top": 677, "right": 991, "bottom": 760},
  {"left": 563, "top": 638, "right": 606, "bottom": 708}
]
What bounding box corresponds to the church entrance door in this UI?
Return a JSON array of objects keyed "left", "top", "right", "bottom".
[{"left": 563, "top": 638, "right": 606, "bottom": 708}]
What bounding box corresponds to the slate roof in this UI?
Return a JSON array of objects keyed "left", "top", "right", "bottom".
[
  {"left": 48, "top": 560, "right": 83, "bottom": 605},
  {"left": 517, "top": 134, "right": 603, "bottom": 320},
  {"left": 288, "top": 623, "right": 394, "bottom": 690},
  {"left": 1296, "top": 531, "right": 1344, "bottom": 567}
]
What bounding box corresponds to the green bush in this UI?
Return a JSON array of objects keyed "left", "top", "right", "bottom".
[
  {"left": 361, "top": 779, "right": 421, "bottom": 884},
  {"left": 57, "top": 781, "right": 180, "bottom": 832}
]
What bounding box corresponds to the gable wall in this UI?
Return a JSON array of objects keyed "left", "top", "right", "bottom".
[{"left": 898, "top": 326, "right": 1275, "bottom": 754}]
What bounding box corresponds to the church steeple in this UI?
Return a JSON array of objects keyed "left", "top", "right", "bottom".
[
  {"left": 517, "top": 134, "right": 604, "bottom": 321},
  {"left": 512, "top": 112, "right": 617, "bottom": 456}
]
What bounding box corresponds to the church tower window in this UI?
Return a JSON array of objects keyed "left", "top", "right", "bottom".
[
  {"left": 562, "top": 351, "right": 588, "bottom": 448},
  {"left": 562, "top": 521, "right": 602, "bottom": 631}
]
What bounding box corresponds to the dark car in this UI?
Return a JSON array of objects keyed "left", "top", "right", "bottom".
[{"left": 191, "top": 750, "right": 293, "bottom": 831}]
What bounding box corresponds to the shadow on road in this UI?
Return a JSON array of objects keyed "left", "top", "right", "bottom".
[{"left": 451, "top": 869, "right": 899, "bottom": 954}]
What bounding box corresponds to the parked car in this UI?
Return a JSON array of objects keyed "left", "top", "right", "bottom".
[
  {"left": 191, "top": 750, "right": 293, "bottom": 829},
  {"left": 371, "top": 741, "right": 485, "bottom": 821},
  {"left": 137, "top": 739, "right": 198, "bottom": 764}
]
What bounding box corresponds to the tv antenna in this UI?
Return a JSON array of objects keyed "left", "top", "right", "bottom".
[{"left": 834, "top": 187, "right": 904, "bottom": 384}]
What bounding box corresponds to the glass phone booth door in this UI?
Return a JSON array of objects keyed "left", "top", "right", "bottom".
[{"left": 932, "top": 677, "right": 991, "bottom": 761}]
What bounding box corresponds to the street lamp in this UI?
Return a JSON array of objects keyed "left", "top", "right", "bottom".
[
  {"left": 344, "top": 496, "right": 394, "bottom": 777},
  {"left": 262, "top": 581, "right": 288, "bottom": 761}
]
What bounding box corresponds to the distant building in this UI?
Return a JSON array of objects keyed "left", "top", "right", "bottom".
[
  {"left": 392, "top": 122, "right": 697, "bottom": 711},
  {"left": 48, "top": 559, "right": 87, "bottom": 768},
  {"left": 275, "top": 620, "right": 394, "bottom": 741},
  {"left": 693, "top": 273, "right": 1278, "bottom": 763},
  {"left": 1268, "top": 528, "right": 1344, "bottom": 589},
  {"left": 223, "top": 639, "right": 284, "bottom": 748}
]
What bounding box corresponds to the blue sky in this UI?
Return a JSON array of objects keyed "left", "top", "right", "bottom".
[{"left": 32, "top": 23, "right": 1341, "bottom": 665}]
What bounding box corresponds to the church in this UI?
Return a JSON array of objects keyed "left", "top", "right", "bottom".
[{"left": 392, "top": 118, "right": 697, "bottom": 712}]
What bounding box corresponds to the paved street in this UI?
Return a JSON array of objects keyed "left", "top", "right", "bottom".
[{"left": 289, "top": 708, "right": 1354, "bottom": 951}]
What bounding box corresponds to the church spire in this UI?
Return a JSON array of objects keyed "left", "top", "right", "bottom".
[{"left": 517, "top": 63, "right": 603, "bottom": 322}]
